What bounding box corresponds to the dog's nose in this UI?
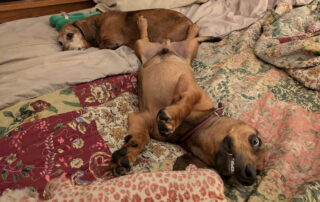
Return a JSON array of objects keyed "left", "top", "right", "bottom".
[{"left": 239, "top": 164, "right": 256, "bottom": 185}]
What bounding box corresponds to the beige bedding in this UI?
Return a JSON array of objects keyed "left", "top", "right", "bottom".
[
  {"left": 0, "top": 11, "right": 140, "bottom": 109},
  {"left": 0, "top": 0, "right": 312, "bottom": 109}
]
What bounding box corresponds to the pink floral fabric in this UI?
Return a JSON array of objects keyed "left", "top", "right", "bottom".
[
  {"left": 241, "top": 92, "right": 320, "bottom": 196},
  {"left": 43, "top": 165, "right": 225, "bottom": 202}
]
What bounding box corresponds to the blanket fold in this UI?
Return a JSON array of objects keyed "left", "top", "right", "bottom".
[{"left": 255, "top": 1, "right": 320, "bottom": 91}]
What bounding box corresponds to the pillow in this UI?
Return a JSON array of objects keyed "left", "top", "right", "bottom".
[
  {"left": 92, "top": 0, "right": 209, "bottom": 12},
  {"left": 44, "top": 164, "right": 225, "bottom": 201}
]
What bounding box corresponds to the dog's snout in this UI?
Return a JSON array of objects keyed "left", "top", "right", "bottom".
[{"left": 239, "top": 164, "right": 256, "bottom": 185}]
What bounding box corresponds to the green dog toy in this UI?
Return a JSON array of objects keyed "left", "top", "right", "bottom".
[{"left": 49, "top": 11, "right": 101, "bottom": 31}]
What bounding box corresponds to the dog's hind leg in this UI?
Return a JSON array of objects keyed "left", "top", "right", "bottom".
[
  {"left": 134, "top": 16, "right": 163, "bottom": 64},
  {"left": 170, "top": 24, "right": 221, "bottom": 63},
  {"left": 157, "top": 74, "right": 212, "bottom": 137},
  {"left": 110, "top": 111, "right": 152, "bottom": 176}
]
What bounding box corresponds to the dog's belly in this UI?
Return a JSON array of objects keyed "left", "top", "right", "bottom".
[
  {"left": 139, "top": 56, "right": 194, "bottom": 138},
  {"left": 141, "top": 60, "right": 192, "bottom": 109}
]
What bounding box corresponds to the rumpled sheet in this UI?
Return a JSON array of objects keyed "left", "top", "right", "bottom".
[
  {"left": 255, "top": 1, "right": 320, "bottom": 91},
  {"left": 93, "top": 0, "right": 269, "bottom": 37},
  {"left": 92, "top": 0, "right": 209, "bottom": 12}
]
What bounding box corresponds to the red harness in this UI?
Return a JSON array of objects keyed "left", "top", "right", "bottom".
[{"left": 179, "top": 103, "right": 224, "bottom": 143}]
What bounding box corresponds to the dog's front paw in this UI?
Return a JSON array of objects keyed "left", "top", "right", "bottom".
[
  {"left": 110, "top": 147, "right": 131, "bottom": 176},
  {"left": 157, "top": 108, "right": 174, "bottom": 136},
  {"left": 110, "top": 135, "right": 140, "bottom": 176}
]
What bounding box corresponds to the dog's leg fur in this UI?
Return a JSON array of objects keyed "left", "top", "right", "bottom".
[
  {"left": 155, "top": 23, "right": 213, "bottom": 137},
  {"left": 110, "top": 111, "right": 152, "bottom": 176},
  {"left": 157, "top": 75, "right": 209, "bottom": 136},
  {"left": 110, "top": 16, "right": 161, "bottom": 176},
  {"left": 134, "top": 17, "right": 164, "bottom": 64}
]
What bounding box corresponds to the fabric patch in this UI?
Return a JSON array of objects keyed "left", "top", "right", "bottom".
[
  {"left": 0, "top": 87, "right": 82, "bottom": 139},
  {"left": 44, "top": 165, "right": 226, "bottom": 202},
  {"left": 71, "top": 73, "right": 138, "bottom": 107},
  {"left": 255, "top": 1, "right": 320, "bottom": 90},
  {"left": 0, "top": 110, "right": 112, "bottom": 198},
  {"left": 240, "top": 92, "right": 320, "bottom": 199}
]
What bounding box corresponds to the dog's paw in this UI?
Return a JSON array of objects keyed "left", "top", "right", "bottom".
[
  {"left": 110, "top": 135, "right": 140, "bottom": 177},
  {"left": 157, "top": 108, "right": 175, "bottom": 136},
  {"left": 110, "top": 147, "right": 130, "bottom": 176}
]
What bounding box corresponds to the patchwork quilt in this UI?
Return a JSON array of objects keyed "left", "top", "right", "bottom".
[{"left": 1, "top": 1, "right": 320, "bottom": 201}]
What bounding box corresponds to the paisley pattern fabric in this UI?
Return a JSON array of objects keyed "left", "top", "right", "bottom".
[
  {"left": 0, "top": 110, "right": 112, "bottom": 199},
  {"left": 255, "top": 1, "right": 320, "bottom": 90}
]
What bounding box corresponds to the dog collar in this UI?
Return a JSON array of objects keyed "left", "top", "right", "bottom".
[{"left": 179, "top": 103, "right": 224, "bottom": 143}]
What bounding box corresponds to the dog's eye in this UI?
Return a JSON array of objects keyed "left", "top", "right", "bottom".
[
  {"left": 66, "top": 33, "right": 74, "bottom": 40},
  {"left": 249, "top": 135, "right": 261, "bottom": 150}
]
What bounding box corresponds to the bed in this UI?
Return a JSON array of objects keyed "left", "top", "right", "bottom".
[{"left": 1, "top": 0, "right": 320, "bottom": 201}]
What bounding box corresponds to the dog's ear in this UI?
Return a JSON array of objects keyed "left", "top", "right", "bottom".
[
  {"left": 73, "top": 19, "right": 98, "bottom": 46},
  {"left": 173, "top": 152, "right": 208, "bottom": 170}
]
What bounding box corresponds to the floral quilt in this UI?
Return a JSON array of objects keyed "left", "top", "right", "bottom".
[
  {"left": 255, "top": 1, "right": 320, "bottom": 91},
  {"left": 1, "top": 1, "right": 320, "bottom": 201}
]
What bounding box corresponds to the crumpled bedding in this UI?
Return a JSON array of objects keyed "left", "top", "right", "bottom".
[
  {"left": 0, "top": 0, "right": 290, "bottom": 110},
  {"left": 0, "top": 13, "right": 140, "bottom": 109},
  {"left": 92, "top": 0, "right": 209, "bottom": 13},
  {"left": 255, "top": 1, "right": 320, "bottom": 91}
]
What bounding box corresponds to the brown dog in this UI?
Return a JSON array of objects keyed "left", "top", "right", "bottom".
[
  {"left": 110, "top": 16, "right": 264, "bottom": 186},
  {"left": 58, "top": 9, "right": 193, "bottom": 51}
]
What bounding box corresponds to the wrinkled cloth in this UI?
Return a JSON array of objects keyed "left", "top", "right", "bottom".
[
  {"left": 0, "top": 12, "right": 140, "bottom": 109},
  {"left": 92, "top": 0, "right": 209, "bottom": 12},
  {"left": 255, "top": 1, "right": 320, "bottom": 91}
]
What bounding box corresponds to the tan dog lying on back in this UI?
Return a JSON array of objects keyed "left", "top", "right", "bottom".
[
  {"left": 110, "top": 16, "right": 265, "bottom": 186},
  {"left": 58, "top": 9, "right": 193, "bottom": 50}
]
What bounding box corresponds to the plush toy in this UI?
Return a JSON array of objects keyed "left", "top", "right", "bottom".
[{"left": 49, "top": 11, "right": 101, "bottom": 31}]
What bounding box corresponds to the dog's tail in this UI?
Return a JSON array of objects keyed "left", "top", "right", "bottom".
[{"left": 196, "top": 36, "right": 222, "bottom": 43}]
